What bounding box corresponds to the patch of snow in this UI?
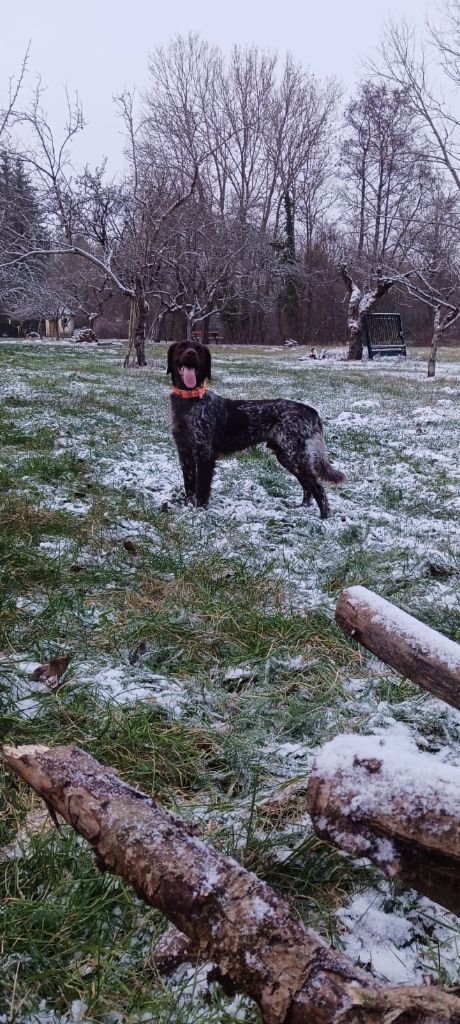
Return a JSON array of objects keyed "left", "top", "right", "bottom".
[
  {"left": 39, "top": 489, "right": 90, "bottom": 516},
  {"left": 87, "top": 664, "right": 188, "bottom": 717},
  {"left": 350, "top": 399, "right": 381, "bottom": 410},
  {"left": 39, "top": 539, "right": 73, "bottom": 557},
  {"left": 337, "top": 890, "right": 421, "bottom": 984},
  {"left": 16, "top": 595, "right": 47, "bottom": 614},
  {"left": 101, "top": 448, "right": 181, "bottom": 504},
  {"left": 335, "top": 411, "right": 369, "bottom": 426}
]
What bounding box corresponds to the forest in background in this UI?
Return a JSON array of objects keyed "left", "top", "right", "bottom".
[{"left": 2, "top": 4, "right": 460, "bottom": 359}]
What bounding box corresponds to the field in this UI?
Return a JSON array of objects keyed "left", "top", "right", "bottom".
[{"left": 1, "top": 340, "right": 460, "bottom": 1024}]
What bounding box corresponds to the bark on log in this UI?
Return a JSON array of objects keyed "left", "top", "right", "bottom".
[
  {"left": 5, "top": 744, "right": 460, "bottom": 1024},
  {"left": 149, "top": 923, "right": 196, "bottom": 975},
  {"left": 307, "top": 734, "right": 460, "bottom": 915},
  {"left": 336, "top": 586, "right": 460, "bottom": 711}
]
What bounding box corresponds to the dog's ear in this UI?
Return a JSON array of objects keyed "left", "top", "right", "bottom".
[
  {"left": 203, "top": 344, "right": 212, "bottom": 380},
  {"left": 166, "top": 343, "right": 178, "bottom": 375}
]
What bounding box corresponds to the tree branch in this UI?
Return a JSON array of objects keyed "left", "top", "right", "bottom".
[
  {"left": 5, "top": 744, "right": 460, "bottom": 1024},
  {"left": 0, "top": 247, "right": 133, "bottom": 298}
]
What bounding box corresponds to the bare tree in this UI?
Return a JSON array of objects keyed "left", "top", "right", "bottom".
[
  {"left": 375, "top": 12, "right": 460, "bottom": 194},
  {"left": 412, "top": 282, "right": 460, "bottom": 376},
  {"left": 141, "top": 36, "right": 342, "bottom": 344},
  {"left": 0, "top": 45, "right": 30, "bottom": 143},
  {"left": 7, "top": 253, "right": 76, "bottom": 338},
  {"left": 18, "top": 81, "right": 85, "bottom": 243},
  {"left": 2, "top": 86, "right": 200, "bottom": 366},
  {"left": 370, "top": 9, "right": 460, "bottom": 367},
  {"left": 340, "top": 81, "right": 429, "bottom": 264},
  {"left": 401, "top": 183, "right": 460, "bottom": 375},
  {"left": 144, "top": 34, "right": 221, "bottom": 199},
  {"left": 150, "top": 203, "right": 266, "bottom": 341},
  {"left": 10, "top": 35, "right": 453, "bottom": 353}
]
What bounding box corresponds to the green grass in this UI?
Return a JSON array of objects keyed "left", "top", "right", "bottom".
[
  {"left": 19, "top": 452, "right": 86, "bottom": 484},
  {"left": 0, "top": 419, "right": 56, "bottom": 450},
  {"left": 1, "top": 340, "right": 460, "bottom": 1021}
]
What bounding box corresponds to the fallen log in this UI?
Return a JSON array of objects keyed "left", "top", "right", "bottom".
[
  {"left": 4, "top": 744, "right": 460, "bottom": 1024},
  {"left": 307, "top": 733, "right": 460, "bottom": 915},
  {"left": 336, "top": 585, "right": 460, "bottom": 711}
]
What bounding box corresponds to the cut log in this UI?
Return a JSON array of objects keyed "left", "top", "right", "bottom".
[
  {"left": 5, "top": 746, "right": 460, "bottom": 1024},
  {"left": 307, "top": 733, "right": 460, "bottom": 915},
  {"left": 336, "top": 586, "right": 460, "bottom": 711}
]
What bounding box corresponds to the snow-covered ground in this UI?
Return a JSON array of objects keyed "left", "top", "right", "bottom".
[{"left": 1, "top": 341, "right": 459, "bottom": 1023}]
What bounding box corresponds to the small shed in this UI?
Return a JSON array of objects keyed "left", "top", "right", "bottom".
[{"left": 364, "top": 313, "right": 406, "bottom": 359}]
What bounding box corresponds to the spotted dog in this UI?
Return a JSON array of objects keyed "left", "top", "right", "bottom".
[{"left": 167, "top": 341, "right": 345, "bottom": 518}]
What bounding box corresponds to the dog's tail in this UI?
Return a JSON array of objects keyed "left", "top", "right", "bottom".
[{"left": 307, "top": 433, "right": 346, "bottom": 485}]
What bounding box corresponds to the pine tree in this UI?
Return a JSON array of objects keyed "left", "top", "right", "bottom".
[{"left": 0, "top": 150, "right": 46, "bottom": 247}]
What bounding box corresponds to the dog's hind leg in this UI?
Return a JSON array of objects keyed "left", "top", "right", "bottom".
[
  {"left": 268, "top": 442, "right": 331, "bottom": 518},
  {"left": 299, "top": 474, "right": 331, "bottom": 519},
  {"left": 268, "top": 442, "right": 313, "bottom": 509}
]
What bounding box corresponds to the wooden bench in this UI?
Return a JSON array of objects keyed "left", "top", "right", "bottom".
[
  {"left": 364, "top": 313, "right": 406, "bottom": 359},
  {"left": 191, "top": 330, "right": 222, "bottom": 343}
]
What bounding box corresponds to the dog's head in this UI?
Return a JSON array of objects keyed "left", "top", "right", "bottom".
[{"left": 166, "top": 341, "right": 211, "bottom": 390}]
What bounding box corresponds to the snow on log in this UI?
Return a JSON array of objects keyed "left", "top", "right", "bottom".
[
  {"left": 336, "top": 586, "right": 460, "bottom": 711},
  {"left": 5, "top": 744, "right": 460, "bottom": 1024},
  {"left": 307, "top": 733, "right": 460, "bottom": 915}
]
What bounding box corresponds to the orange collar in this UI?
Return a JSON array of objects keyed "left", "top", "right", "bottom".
[{"left": 171, "top": 380, "right": 208, "bottom": 400}]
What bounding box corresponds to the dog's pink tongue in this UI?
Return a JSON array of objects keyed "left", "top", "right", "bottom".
[{"left": 181, "top": 366, "right": 197, "bottom": 389}]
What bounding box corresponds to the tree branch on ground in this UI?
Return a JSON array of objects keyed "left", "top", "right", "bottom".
[
  {"left": 307, "top": 732, "right": 460, "bottom": 915},
  {"left": 5, "top": 744, "right": 460, "bottom": 1024}
]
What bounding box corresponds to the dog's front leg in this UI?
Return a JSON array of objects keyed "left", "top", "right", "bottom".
[
  {"left": 176, "top": 445, "right": 197, "bottom": 503},
  {"left": 195, "top": 457, "right": 216, "bottom": 508}
]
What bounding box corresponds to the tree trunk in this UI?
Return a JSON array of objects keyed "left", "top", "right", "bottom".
[
  {"left": 347, "top": 320, "right": 365, "bottom": 360},
  {"left": 335, "top": 585, "right": 460, "bottom": 711},
  {"left": 49, "top": 317, "right": 60, "bottom": 340},
  {"left": 339, "top": 266, "right": 397, "bottom": 361},
  {"left": 279, "top": 191, "right": 300, "bottom": 341},
  {"left": 154, "top": 312, "right": 164, "bottom": 343},
  {"left": 202, "top": 316, "right": 210, "bottom": 345},
  {"left": 307, "top": 734, "right": 460, "bottom": 915},
  {"left": 5, "top": 744, "right": 460, "bottom": 1024},
  {"left": 339, "top": 267, "right": 364, "bottom": 360},
  {"left": 427, "top": 307, "right": 441, "bottom": 378},
  {"left": 123, "top": 278, "right": 148, "bottom": 368}
]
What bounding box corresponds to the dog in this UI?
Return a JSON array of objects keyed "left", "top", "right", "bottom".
[{"left": 166, "top": 341, "right": 345, "bottom": 518}]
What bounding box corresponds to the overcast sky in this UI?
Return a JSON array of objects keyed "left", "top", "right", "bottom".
[{"left": 2, "top": 0, "right": 431, "bottom": 173}]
